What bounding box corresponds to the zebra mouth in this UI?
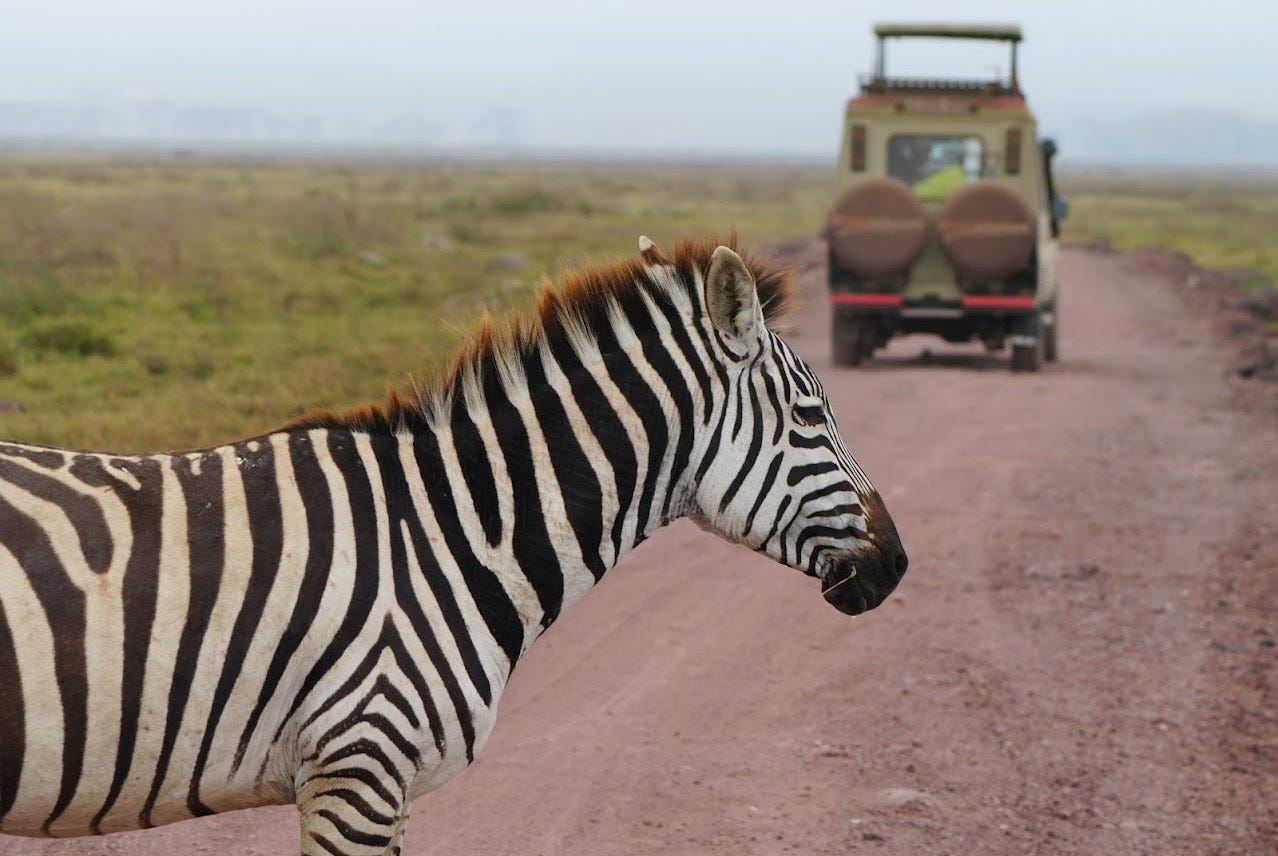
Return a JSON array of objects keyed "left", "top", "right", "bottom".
[
  {"left": 817, "top": 550, "right": 890, "bottom": 616},
  {"left": 821, "top": 562, "right": 869, "bottom": 615}
]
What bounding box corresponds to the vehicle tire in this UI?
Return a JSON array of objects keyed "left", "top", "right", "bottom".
[
  {"left": 1010, "top": 338, "right": 1042, "bottom": 372},
  {"left": 827, "top": 178, "right": 928, "bottom": 278},
  {"left": 936, "top": 182, "right": 1036, "bottom": 281},
  {"left": 1042, "top": 305, "right": 1059, "bottom": 362},
  {"left": 832, "top": 314, "right": 869, "bottom": 367}
]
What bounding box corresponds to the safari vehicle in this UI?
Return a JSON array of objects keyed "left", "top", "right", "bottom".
[{"left": 826, "top": 23, "right": 1067, "bottom": 371}]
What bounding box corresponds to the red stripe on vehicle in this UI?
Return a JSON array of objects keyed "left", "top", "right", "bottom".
[
  {"left": 830, "top": 293, "right": 903, "bottom": 306},
  {"left": 961, "top": 295, "right": 1036, "bottom": 309}
]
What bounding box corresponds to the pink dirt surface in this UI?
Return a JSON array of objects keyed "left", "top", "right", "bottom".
[{"left": 2, "top": 245, "right": 1274, "bottom": 855}]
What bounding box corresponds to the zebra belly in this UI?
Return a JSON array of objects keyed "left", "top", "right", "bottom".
[{"left": 410, "top": 698, "right": 502, "bottom": 800}]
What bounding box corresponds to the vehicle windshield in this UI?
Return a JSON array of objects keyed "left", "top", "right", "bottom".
[{"left": 888, "top": 135, "right": 985, "bottom": 200}]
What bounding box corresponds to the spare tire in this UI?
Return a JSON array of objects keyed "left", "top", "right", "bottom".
[
  {"left": 826, "top": 178, "right": 927, "bottom": 278},
  {"left": 936, "top": 182, "right": 1036, "bottom": 281}
]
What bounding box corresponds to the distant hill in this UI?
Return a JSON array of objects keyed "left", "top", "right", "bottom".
[
  {"left": 2, "top": 98, "right": 1275, "bottom": 168},
  {"left": 0, "top": 98, "right": 457, "bottom": 151},
  {"left": 1040, "top": 108, "right": 1277, "bottom": 168}
]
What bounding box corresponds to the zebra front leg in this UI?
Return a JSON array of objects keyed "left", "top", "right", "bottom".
[{"left": 296, "top": 747, "right": 412, "bottom": 856}]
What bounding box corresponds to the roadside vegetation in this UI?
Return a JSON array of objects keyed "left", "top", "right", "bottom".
[
  {"left": 1059, "top": 167, "right": 1278, "bottom": 285},
  {"left": 0, "top": 155, "right": 1273, "bottom": 451},
  {"left": 0, "top": 156, "right": 832, "bottom": 451}
]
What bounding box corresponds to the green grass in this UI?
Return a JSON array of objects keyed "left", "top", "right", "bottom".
[
  {"left": 0, "top": 155, "right": 833, "bottom": 452},
  {"left": 1058, "top": 168, "right": 1278, "bottom": 284},
  {"left": 1, "top": 155, "right": 1272, "bottom": 453}
]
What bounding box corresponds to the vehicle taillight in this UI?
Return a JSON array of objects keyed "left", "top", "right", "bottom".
[
  {"left": 850, "top": 125, "right": 866, "bottom": 171},
  {"left": 1005, "top": 127, "right": 1022, "bottom": 175}
]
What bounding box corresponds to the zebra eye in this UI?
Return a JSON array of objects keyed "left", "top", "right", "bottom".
[{"left": 792, "top": 402, "right": 827, "bottom": 427}]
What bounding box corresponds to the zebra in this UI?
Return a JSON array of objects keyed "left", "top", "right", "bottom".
[{"left": 0, "top": 236, "right": 906, "bottom": 854}]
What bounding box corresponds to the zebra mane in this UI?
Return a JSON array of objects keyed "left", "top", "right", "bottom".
[{"left": 284, "top": 236, "right": 794, "bottom": 433}]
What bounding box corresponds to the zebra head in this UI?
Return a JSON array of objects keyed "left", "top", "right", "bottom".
[{"left": 686, "top": 244, "right": 907, "bottom": 615}]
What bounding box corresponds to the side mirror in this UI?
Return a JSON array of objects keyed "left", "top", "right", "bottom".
[{"left": 1051, "top": 194, "right": 1070, "bottom": 222}]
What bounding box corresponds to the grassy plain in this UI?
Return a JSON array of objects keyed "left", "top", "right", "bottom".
[
  {"left": 1059, "top": 167, "right": 1278, "bottom": 285},
  {"left": 0, "top": 155, "right": 1273, "bottom": 452},
  {"left": 0, "top": 156, "right": 832, "bottom": 451}
]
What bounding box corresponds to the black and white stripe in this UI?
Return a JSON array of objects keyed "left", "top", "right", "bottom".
[{"left": 0, "top": 240, "right": 904, "bottom": 854}]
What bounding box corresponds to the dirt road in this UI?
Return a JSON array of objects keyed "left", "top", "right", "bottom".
[{"left": 4, "top": 245, "right": 1275, "bottom": 854}]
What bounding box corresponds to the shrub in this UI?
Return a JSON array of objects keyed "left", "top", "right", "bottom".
[
  {"left": 0, "top": 340, "right": 17, "bottom": 377},
  {"left": 487, "top": 187, "right": 564, "bottom": 216},
  {"left": 24, "top": 319, "right": 117, "bottom": 357}
]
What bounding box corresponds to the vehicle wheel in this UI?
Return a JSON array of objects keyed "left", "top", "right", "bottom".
[
  {"left": 827, "top": 179, "right": 927, "bottom": 277},
  {"left": 1042, "top": 306, "right": 1059, "bottom": 362},
  {"left": 1010, "top": 339, "right": 1042, "bottom": 372},
  {"left": 936, "top": 182, "right": 1036, "bottom": 280},
  {"left": 832, "top": 314, "right": 870, "bottom": 367}
]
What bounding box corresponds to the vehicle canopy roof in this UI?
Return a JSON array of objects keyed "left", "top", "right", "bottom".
[{"left": 873, "top": 23, "right": 1022, "bottom": 42}]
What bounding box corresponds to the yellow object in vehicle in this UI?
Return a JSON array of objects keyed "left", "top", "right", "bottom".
[{"left": 912, "top": 164, "right": 968, "bottom": 200}]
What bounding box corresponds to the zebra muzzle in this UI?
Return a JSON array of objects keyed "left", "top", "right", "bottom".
[
  {"left": 821, "top": 566, "right": 869, "bottom": 615},
  {"left": 820, "top": 563, "right": 857, "bottom": 597},
  {"left": 818, "top": 545, "right": 903, "bottom": 616}
]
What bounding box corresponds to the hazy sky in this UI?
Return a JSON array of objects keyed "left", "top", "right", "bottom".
[{"left": 4, "top": 0, "right": 1276, "bottom": 160}]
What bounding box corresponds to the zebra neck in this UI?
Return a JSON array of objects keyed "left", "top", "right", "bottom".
[{"left": 434, "top": 357, "right": 698, "bottom": 652}]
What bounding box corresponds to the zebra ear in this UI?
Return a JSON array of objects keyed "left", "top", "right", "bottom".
[
  {"left": 705, "top": 246, "right": 763, "bottom": 353},
  {"left": 639, "top": 235, "right": 669, "bottom": 265}
]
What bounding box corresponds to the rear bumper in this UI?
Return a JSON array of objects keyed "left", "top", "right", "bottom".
[
  {"left": 958, "top": 295, "right": 1036, "bottom": 310},
  {"left": 830, "top": 292, "right": 1039, "bottom": 316},
  {"left": 830, "top": 293, "right": 904, "bottom": 308}
]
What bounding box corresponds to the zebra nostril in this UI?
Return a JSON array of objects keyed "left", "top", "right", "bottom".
[{"left": 893, "top": 549, "right": 909, "bottom": 578}]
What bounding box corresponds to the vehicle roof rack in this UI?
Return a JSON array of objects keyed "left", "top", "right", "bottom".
[
  {"left": 868, "top": 22, "right": 1024, "bottom": 95},
  {"left": 858, "top": 77, "right": 1019, "bottom": 97}
]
